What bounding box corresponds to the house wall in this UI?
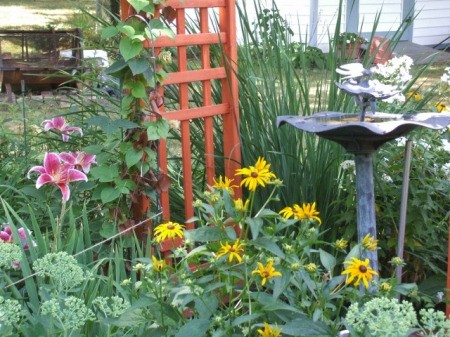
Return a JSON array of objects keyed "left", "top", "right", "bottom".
[
  {"left": 358, "top": 0, "right": 403, "bottom": 35},
  {"left": 413, "top": 0, "right": 450, "bottom": 46}
]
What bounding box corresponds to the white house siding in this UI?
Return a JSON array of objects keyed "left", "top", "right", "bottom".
[
  {"left": 413, "top": 0, "right": 450, "bottom": 46},
  {"left": 315, "top": 0, "right": 346, "bottom": 51},
  {"left": 358, "top": 0, "right": 403, "bottom": 35}
]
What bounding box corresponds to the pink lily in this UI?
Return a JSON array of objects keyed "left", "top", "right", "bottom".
[
  {"left": 60, "top": 152, "right": 97, "bottom": 173},
  {"left": 42, "top": 116, "right": 83, "bottom": 142},
  {"left": 0, "top": 226, "right": 36, "bottom": 250},
  {"left": 27, "top": 152, "right": 88, "bottom": 202}
]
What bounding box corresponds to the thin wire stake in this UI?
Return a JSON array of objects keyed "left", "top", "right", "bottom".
[
  {"left": 396, "top": 140, "right": 413, "bottom": 284},
  {"left": 3, "top": 212, "right": 162, "bottom": 290}
]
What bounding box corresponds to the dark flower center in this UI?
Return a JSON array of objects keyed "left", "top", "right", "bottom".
[
  {"left": 262, "top": 271, "right": 270, "bottom": 278},
  {"left": 167, "top": 224, "right": 175, "bottom": 230},
  {"left": 251, "top": 172, "right": 258, "bottom": 178},
  {"left": 359, "top": 265, "right": 367, "bottom": 273}
]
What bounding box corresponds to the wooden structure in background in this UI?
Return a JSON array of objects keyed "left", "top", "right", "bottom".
[{"left": 120, "top": 0, "right": 240, "bottom": 239}]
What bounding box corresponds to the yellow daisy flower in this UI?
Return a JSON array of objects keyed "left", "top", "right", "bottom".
[
  {"left": 235, "top": 157, "right": 276, "bottom": 191},
  {"left": 437, "top": 103, "right": 448, "bottom": 112},
  {"left": 212, "top": 175, "right": 238, "bottom": 194},
  {"left": 252, "top": 260, "right": 282, "bottom": 286},
  {"left": 216, "top": 240, "right": 245, "bottom": 263},
  {"left": 152, "top": 255, "right": 167, "bottom": 272},
  {"left": 341, "top": 257, "right": 378, "bottom": 289},
  {"left": 257, "top": 322, "right": 282, "bottom": 337},
  {"left": 153, "top": 221, "right": 184, "bottom": 243},
  {"left": 406, "top": 91, "right": 422, "bottom": 101},
  {"left": 279, "top": 202, "right": 321, "bottom": 224},
  {"left": 361, "top": 233, "right": 378, "bottom": 251}
]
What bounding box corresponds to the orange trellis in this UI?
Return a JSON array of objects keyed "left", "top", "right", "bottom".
[{"left": 120, "top": 0, "right": 241, "bottom": 235}]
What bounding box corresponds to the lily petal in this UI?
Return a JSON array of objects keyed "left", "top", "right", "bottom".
[
  {"left": 57, "top": 183, "right": 70, "bottom": 202},
  {"left": 43, "top": 153, "right": 61, "bottom": 174},
  {"left": 67, "top": 168, "right": 88, "bottom": 183},
  {"left": 36, "top": 173, "right": 56, "bottom": 189},
  {"left": 27, "top": 165, "right": 46, "bottom": 178}
]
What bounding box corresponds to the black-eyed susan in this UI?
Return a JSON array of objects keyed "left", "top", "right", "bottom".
[
  {"left": 406, "top": 91, "right": 422, "bottom": 101},
  {"left": 361, "top": 233, "right": 378, "bottom": 251},
  {"left": 235, "top": 157, "right": 276, "bottom": 191},
  {"left": 212, "top": 175, "right": 238, "bottom": 194},
  {"left": 257, "top": 323, "right": 282, "bottom": 337},
  {"left": 341, "top": 257, "right": 378, "bottom": 289},
  {"left": 153, "top": 221, "right": 184, "bottom": 243},
  {"left": 279, "top": 202, "right": 321, "bottom": 224},
  {"left": 152, "top": 255, "right": 167, "bottom": 272},
  {"left": 252, "top": 260, "right": 282, "bottom": 286},
  {"left": 437, "top": 103, "right": 448, "bottom": 112},
  {"left": 216, "top": 240, "right": 245, "bottom": 263}
]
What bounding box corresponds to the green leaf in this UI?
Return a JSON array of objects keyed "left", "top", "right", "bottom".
[
  {"left": 90, "top": 165, "right": 119, "bottom": 182},
  {"left": 128, "top": 57, "right": 150, "bottom": 75},
  {"left": 246, "top": 217, "right": 263, "bottom": 239},
  {"left": 175, "top": 319, "right": 210, "bottom": 337},
  {"left": 319, "top": 248, "right": 336, "bottom": 271},
  {"left": 184, "top": 227, "right": 228, "bottom": 242},
  {"left": 125, "top": 148, "right": 144, "bottom": 168},
  {"left": 87, "top": 116, "right": 139, "bottom": 135},
  {"left": 101, "top": 26, "right": 119, "bottom": 39},
  {"left": 252, "top": 237, "right": 285, "bottom": 259},
  {"left": 104, "top": 58, "right": 128, "bottom": 76},
  {"left": 281, "top": 317, "right": 333, "bottom": 336},
  {"left": 131, "top": 81, "right": 147, "bottom": 98},
  {"left": 101, "top": 187, "right": 122, "bottom": 203},
  {"left": 145, "top": 119, "right": 170, "bottom": 140},
  {"left": 119, "top": 36, "right": 143, "bottom": 61},
  {"left": 118, "top": 24, "right": 135, "bottom": 37},
  {"left": 128, "top": 0, "right": 155, "bottom": 14}
]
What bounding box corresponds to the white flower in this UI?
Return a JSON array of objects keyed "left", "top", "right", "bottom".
[
  {"left": 441, "top": 67, "right": 450, "bottom": 85},
  {"left": 340, "top": 160, "right": 355, "bottom": 170},
  {"left": 382, "top": 173, "right": 393, "bottom": 183}
]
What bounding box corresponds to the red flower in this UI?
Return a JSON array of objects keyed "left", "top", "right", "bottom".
[
  {"left": 42, "top": 117, "right": 83, "bottom": 142},
  {"left": 27, "top": 152, "right": 87, "bottom": 202}
]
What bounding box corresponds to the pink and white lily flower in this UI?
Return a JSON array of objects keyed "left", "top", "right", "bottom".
[
  {"left": 0, "top": 225, "right": 36, "bottom": 250},
  {"left": 27, "top": 152, "right": 88, "bottom": 202},
  {"left": 59, "top": 152, "right": 97, "bottom": 173},
  {"left": 42, "top": 116, "right": 83, "bottom": 142}
]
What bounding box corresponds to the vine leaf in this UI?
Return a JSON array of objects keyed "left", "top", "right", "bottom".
[
  {"left": 128, "top": 0, "right": 155, "bottom": 14},
  {"left": 119, "top": 36, "right": 143, "bottom": 61}
]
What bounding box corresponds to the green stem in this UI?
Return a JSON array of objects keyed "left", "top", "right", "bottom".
[
  {"left": 52, "top": 202, "right": 67, "bottom": 252},
  {"left": 157, "top": 272, "right": 167, "bottom": 337}
]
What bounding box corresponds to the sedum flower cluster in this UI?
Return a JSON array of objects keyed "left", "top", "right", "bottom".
[
  {"left": 32, "top": 251, "right": 86, "bottom": 290},
  {"left": 344, "top": 297, "right": 417, "bottom": 337},
  {"left": 0, "top": 296, "right": 24, "bottom": 327},
  {"left": 40, "top": 296, "right": 95, "bottom": 330},
  {"left": 0, "top": 240, "right": 23, "bottom": 270},
  {"left": 92, "top": 296, "right": 130, "bottom": 318}
]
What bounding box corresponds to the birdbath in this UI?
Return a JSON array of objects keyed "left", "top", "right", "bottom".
[{"left": 277, "top": 63, "right": 450, "bottom": 276}]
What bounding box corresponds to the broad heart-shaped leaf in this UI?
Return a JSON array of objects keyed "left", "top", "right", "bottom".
[
  {"left": 319, "top": 248, "right": 336, "bottom": 271},
  {"left": 280, "top": 317, "right": 333, "bottom": 336},
  {"left": 128, "top": 57, "right": 150, "bottom": 76},
  {"left": 100, "top": 186, "right": 122, "bottom": 203},
  {"left": 119, "top": 36, "right": 143, "bottom": 62},
  {"left": 128, "top": 0, "right": 155, "bottom": 14},
  {"left": 131, "top": 80, "right": 147, "bottom": 98},
  {"left": 118, "top": 24, "right": 135, "bottom": 37},
  {"left": 175, "top": 319, "right": 210, "bottom": 337},
  {"left": 104, "top": 58, "right": 128, "bottom": 76},
  {"left": 90, "top": 165, "right": 119, "bottom": 182},
  {"left": 125, "top": 148, "right": 144, "bottom": 168},
  {"left": 101, "top": 26, "right": 118, "bottom": 39}
]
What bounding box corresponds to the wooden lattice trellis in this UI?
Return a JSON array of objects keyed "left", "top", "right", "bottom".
[{"left": 120, "top": 0, "right": 241, "bottom": 248}]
